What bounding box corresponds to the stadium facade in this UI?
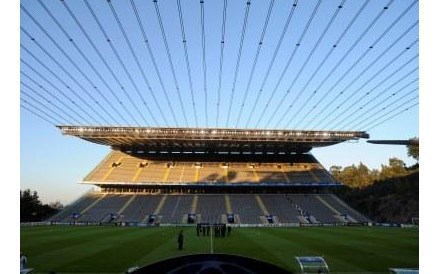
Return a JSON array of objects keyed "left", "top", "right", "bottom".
[{"left": 49, "top": 126, "right": 371, "bottom": 226}]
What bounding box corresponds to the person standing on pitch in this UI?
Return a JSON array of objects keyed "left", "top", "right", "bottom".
[
  {"left": 20, "top": 252, "right": 28, "bottom": 270},
  {"left": 178, "top": 230, "right": 184, "bottom": 250}
]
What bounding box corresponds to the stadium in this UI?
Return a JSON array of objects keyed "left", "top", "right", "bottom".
[
  {"left": 49, "top": 126, "right": 370, "bottom": 226},
  {"left": 23, "top": 125, "right": 418, "bottom": 274},
  {"left": 19, "top": 0, "right": 419, "bottom": 273}
]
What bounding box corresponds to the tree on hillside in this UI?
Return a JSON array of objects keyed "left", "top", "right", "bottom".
[
  {"left": 370, "top": 168, "right": 380, "bottom": 182},
  {"left": 329, "top": 165, "right": 342, "bottom": 181},
  {"left": 380, "top": 157, "right": 407, "bottom": 180},
  {"left": 337, "top": 164, "right": 357, "bottom": 187},
  {"left": 407, "top": 137, "right": 419, "bottom": 162},
  {"left": 49, "top": 201, "right": 64, "bottom": 210},
  {"left": 356, "top": 162, "right": 371, "bottom": 188},
  {"left": 20, "top": 189, "right": 59, "bottom": 222},
  {"left": 332, "top": 158, "right": 407, "bottom": 188},
  {"left": 20, "top": 189, "right": 41, "bottom": 220},
  {"left": 331, "top": 157, "right": 418, "bottom": 223},
  {"left": 335, "top": 162, "right": 374, "bottom": 188},
  {"left": 338, "top": 171, "right": 419, "bottom": 224}
]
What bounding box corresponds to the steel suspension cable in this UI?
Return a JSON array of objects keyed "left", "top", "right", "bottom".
[
  {"left": 262, "top": 0, "right": 345, "bottom": 128},
  {"left": 356, "top": 95, "right": 418, "bottom": 130},
  {"left": 177, "top": 0, "right": 199, "bottom": 127},
  {"left": 20, "top": 88, "right": 72, "bottom": 125},
  {"left": 235, "top": 0, "right": 275, "bottom": 128},
  {"left": 125, "top": 0, "right": 174, "bottom": 126},
  {"left": 108, "top": 0, "right": 174, "bottom": 126},
  {"left": 293, "top": 2, "right": 418, "bottom": 129},
  {"left": 244, "top": 0, "right": 299, "bottom": 128},
  {"left": 200, "top": 0, "right": 209, "bottom": 126},
  {"left": 215, "top": 0, "right": 228, "bottom": 128},
  {"left": 346, "top": 80, "right": 418, "bottom": 127},
  {"left": 20, "top": 73, "right": 86, "bottom": 125},
  {"left": 152, "top": 0, "right": 189, "bottom": 126},
  {"left": 225, "top": 0, "right": 251, "bottom": 127},
  {"left": 322, "top": 57, "right": 418, "bottom": 129},
  {"left": 345, "top": 80, "right": 418, "bottom": 128},
  {"left": 20, "top": 59, "right": 96, "bottom": 125},
  {"left": 301, "top": 26, "right": 418, "bottom": 130},
  {"left": 364, "top": 102, "right": 418, "bottom": 132},
  {"left": 330, "top": 67, "right": 418, "bottom": 130},
  {"left": 21, "top": 99, "right": 62, "bottom": 125},
  {"left": 345, "top": 86, "right": 418, "bottom": 130},
  {"left": 21, "top": 102, "right": 58, "bottom": 126},
  {"left": 34, "top": 1, "right": 130, "bottom": 126},
  {"left": 83, "top": 0, "right": 157, "bottom": 126},
  {"left": 254, "top": 0, "right": 324, "bottom": 128},
  {"left": 311, "top": 41, "right": 418, "bottom": 130},
  {"left": 20, "top": 29, "right": 109, "bottom": 125},
  {"left": 21, "top": 6, "right": 119, "bottom": 126},
  {"left": 60, "top": 0, "right": 147, "bottom": 126},
  {"left": 270, "top": 0, "right": 371, "bottom": 129},
  {"left": 275, "top": 0, "right": 395, "bottom": 129}
]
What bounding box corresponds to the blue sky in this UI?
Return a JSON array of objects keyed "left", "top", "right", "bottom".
[{"left": 19, "top": 0, "right": 419, "bottom": 204}]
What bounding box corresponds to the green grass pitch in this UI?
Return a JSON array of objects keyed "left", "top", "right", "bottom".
[{"left": 20, "top": 225, "right": 418, "bottom": 273}]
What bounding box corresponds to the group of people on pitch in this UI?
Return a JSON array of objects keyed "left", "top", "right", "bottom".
[
  {"left": 177, "top": 223, "right": 233, "bottom": 251},
  {"left": 195, "top": 223, "right": 232, "bottom": 237}
]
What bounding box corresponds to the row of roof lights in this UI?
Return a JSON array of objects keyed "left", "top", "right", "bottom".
[{"left": 61, "top": 127, "right": 357, "bottom": 138}]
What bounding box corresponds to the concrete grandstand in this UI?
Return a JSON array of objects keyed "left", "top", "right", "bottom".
[{"left": 49, "top": 126, "right": 371, "bottom": 225}]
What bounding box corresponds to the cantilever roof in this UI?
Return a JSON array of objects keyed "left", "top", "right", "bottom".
[
  {"left": 367, "top": 139, "right": 418, "bottom": 146},
  {"left": 58, "top": 126, "right": 369, "bottom": 153}
]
